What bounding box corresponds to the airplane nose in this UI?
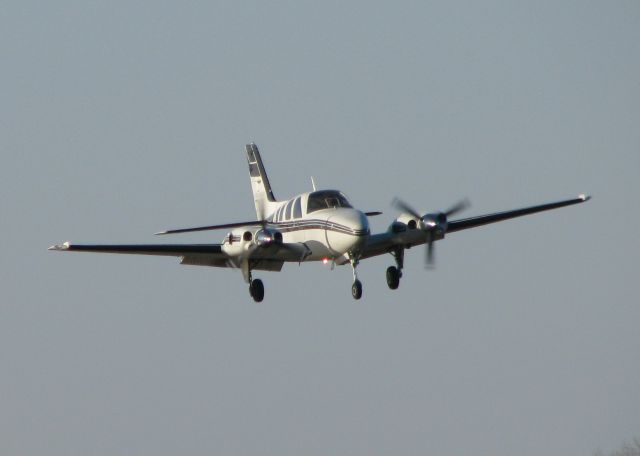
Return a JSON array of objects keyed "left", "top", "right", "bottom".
[
  {"left": 326, "top": 209, "right": 369, "bottom": 254},
  {"left": 334, "top": 209, "right": 369, "bottom": 234},
  {"left": 350, "top": 210, "right": 369, "bottom": 237}
]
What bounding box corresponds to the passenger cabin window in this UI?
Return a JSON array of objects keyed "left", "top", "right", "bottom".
[
  {"left": 293, "top": 197, "right": 302, "bottom": 219},
  {"left": 283, "top": 200, "right": 293, "bottom": 221},
  {"left": 306, "top": 190, "right": 353, "bottom": 213}
]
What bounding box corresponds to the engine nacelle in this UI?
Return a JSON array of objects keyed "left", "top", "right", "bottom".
[
  {"left": 390, "top": 214, "right": 420, "bottom": 233},
  {"left": 254, "top": 228, "right": 283, "bottom": 246},
  {"left": 389, "top": 221, "right": 407, "bottom": 233}
]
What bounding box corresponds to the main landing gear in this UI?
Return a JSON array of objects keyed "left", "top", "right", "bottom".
[
  {"left": 244, "top": 265, "right": 264, "bottom": 302},
  {"left": 386, "top": 248, "right": 404, "bottom": 290},
  {"left": 386, "top": 266, "right": 401, "bottom": 289},
  {"left": 249, "top": 277, "right": 264, "bottom": 302}
]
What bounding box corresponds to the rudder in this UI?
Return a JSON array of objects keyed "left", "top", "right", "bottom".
[{"left": 246, "top": 143, "right": 277, "bottom": 220}]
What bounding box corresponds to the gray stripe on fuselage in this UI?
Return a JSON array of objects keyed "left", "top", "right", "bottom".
[{"left": 267, "top": 219, "right": 369, "bottom": 236}]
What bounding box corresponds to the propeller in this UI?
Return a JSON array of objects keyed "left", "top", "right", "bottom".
[{"left": 392, "top": 197, "right": 470, "bottom": 268}]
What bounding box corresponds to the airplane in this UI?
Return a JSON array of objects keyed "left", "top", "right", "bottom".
[{"left": 49, "top": 143, "right": 590, "bottom": 302}]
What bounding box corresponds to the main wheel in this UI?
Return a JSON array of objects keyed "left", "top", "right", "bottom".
[
  {"left": 386, "top": 266, "right": 401, "bottom": 290},
  {"left": 351, "top": 279, "right": 363, "bottom": 300},
  {"left": 249, "top": 279, "right": 264, "bottom": 302}
]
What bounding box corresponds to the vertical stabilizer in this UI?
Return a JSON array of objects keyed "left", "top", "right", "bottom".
[{"left": 246, "top": 143, "right": 277, "bottom": 220}]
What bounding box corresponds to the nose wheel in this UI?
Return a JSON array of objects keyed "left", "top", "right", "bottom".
[
  {"left": 351, "top": 279, "right": 363, "bottom": 300},
  {"left": 249, "top": 278, "right": 264, "bottom": 302}
]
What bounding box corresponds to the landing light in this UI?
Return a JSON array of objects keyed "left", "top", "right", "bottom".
[{"left": 322, "top": 258, "right": 329, "bottom": 265}]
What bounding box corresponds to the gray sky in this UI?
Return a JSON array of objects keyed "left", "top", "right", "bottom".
[{"left": 2, "top": 1, "right": 639, "bottom": 455}]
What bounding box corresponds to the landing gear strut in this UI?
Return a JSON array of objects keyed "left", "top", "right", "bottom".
[
  {"left": 386, "top": 248, "right": 404, "bottom": 290},
  {"left": 349, "top": 254, "right": 363, "bottom": 300}
]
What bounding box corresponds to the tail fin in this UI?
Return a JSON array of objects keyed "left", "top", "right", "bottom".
[{"left": 246, "top": 143, "right": 277, "bottom": 219}]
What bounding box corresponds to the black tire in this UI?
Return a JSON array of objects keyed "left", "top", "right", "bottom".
[
  {"left": 386, "top": 266, "right": 400, "bottom": 290},
  {"left": 351, "top": 279, "right": 363, "bottom": 300},
  {"left": 250, "top": 279, "right": 264, "bottom": 302}
]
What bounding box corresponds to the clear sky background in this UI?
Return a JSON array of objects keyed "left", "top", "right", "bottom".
[{"left": 2, "top": 1, "right": 639, "bottom": 455}]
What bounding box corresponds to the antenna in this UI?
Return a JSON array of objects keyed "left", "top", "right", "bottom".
[{"left": 310, "top": 176, "right": 317, "bottom": 191}]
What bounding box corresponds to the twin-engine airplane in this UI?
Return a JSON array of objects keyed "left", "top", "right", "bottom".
[{"left": 50, "top": 144, "right": 590, "bottom": 301}]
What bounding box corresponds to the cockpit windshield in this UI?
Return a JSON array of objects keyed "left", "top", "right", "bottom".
[{"left": 306, "top": 190, "right": 352, "bottom": 213}]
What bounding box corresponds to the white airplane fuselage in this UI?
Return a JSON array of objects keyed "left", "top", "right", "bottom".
[{"left": 221, "top": 191, "right": 370, "bottom": 263}]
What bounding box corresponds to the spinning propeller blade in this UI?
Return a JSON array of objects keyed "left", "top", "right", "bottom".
[
  {"left": 444, "top": 198, "right": 471, "bottom": 217},
  {"left": 392, "top": 198, "right": 421, "bottom": 220},
  {"left": 426, "top": 232, "right": 435, "bottom": 268}
]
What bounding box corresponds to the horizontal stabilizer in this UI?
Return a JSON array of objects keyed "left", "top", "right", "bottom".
[{"left": 155, "top": 220, "right": 266, "bottom": 235}]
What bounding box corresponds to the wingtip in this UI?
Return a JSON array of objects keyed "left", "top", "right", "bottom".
[
  {"left": 154, "top": 231, "right": 168, "bottom": 236},
  {"left": 49, "top": 241, "right": 70, "bottom": 251},
  {"left": 579, "top": 194, "right": 592, "bottom": 202}
]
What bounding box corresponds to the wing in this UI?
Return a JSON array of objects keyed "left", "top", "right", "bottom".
[
  {"left": 49, "top": 242, "right": 224, "bottom": 256},
  {"left": 49, "top": 241, "right": 233, "bottom": 268},
  {"left": 48, "top": 241, "right": 310, "bottom": 272},
  {"left": 359, "top": 195, "right": 590, "bottom": 260},
  {"left": 447, "top": 195, "right": 590, "bottom": 233},
  {"left": 359, "top": 232, "right": 399, "bottom": 261}
]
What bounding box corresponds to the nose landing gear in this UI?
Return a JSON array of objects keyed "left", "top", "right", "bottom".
[
  {"left": 349, "top": 254, "right": 363, "bottom": 300},
  {"left": 351, "top": 279, "right": 363, "bottom": 299}
]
